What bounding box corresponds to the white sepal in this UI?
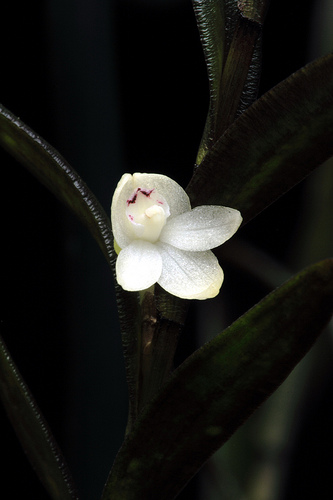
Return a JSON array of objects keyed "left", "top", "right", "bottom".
[
  {"left": 116, "top": 240, "right": 163, "bottom": 291},
  {"left": 156, "top": 242, "right": 224, "bottom": 300},
  {"left": 159, "top": 205, "right": 242, "bottom": 251}
]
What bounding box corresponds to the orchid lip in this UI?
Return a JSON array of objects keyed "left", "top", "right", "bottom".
[{"left": 125, "top": 187, "right": 170, "bottom": 243}]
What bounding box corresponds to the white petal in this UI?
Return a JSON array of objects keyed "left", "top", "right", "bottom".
[
  {"left": 156, "top": 242, "right": 224, "bottom": 300},
  {"left": 159, "top": 205, "right": 242, "bottom": 251},
  {"left": 111, "top": 173, "right": 191, "bottom": 249},
  {"left": 116, "top": 240, "right": 162, "bottom": 291}
]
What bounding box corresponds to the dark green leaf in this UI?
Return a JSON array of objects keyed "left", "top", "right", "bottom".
[
  {"left": 0, "top": 103, "right": 144, "bottom": 434},
  {"left": 214, "top": 16, "right": 261, "bottom": 137},
  {"left": 187, "top": 53, "right": 333, "bottom": 223},
  {"left": 192, "top": 0, "right": 226, "bottom": 163},
  {"left": 224, "top": 0, "right": 270, "bottom": 125},
  {"left": 0, "top": 334, "right": 79, "bottom": 499},
  {"left": 0, "top": 103, "right": 114, "bottom": 269},
  {"left": 102, "top": 259, "right": 333, "bottom": 500},
  {"left": 0, "top": 103, "right": 184, "bottom": 436},
  {"left": 0, "top": 103, "right": 145, "bottom": 437},
  {"left": 192, "top": 0, "right": 269, "bottom": 164}
]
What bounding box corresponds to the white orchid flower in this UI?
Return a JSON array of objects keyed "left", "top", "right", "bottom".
[{"left": 111, "top": 173, "right": 242, "bottom": 300}]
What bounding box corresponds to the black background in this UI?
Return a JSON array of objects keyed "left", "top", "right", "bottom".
[{"left": 1, "top": 0, "right": 332, "bottom": 499}]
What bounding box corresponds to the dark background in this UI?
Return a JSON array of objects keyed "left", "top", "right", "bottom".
[{"left": 1, "top": 0, "right": 332, "bottom": 499}]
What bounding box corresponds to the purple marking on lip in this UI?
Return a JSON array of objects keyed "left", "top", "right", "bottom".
[{"left": 127, "top": 187, "right": 154, "bottom": 206}]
